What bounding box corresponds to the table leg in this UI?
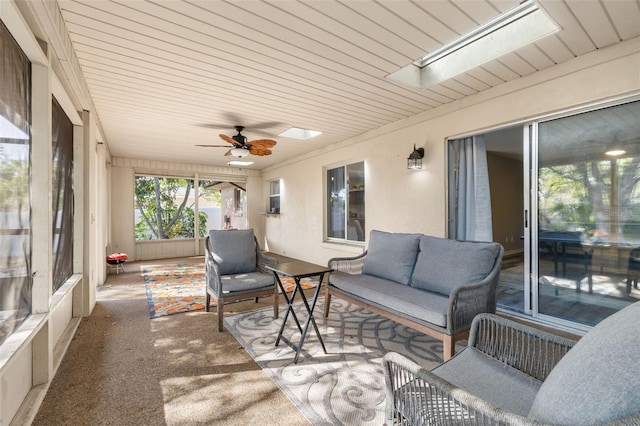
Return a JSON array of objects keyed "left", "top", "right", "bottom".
[
  {"left": 275, "top": 275, "right": 303, "bottom": 348},
  {"left": 274, "top": 273, "right": 302, "bottom": 332},
  {"left": 293, "top": 273, "right": 327, "bottom": 363}
]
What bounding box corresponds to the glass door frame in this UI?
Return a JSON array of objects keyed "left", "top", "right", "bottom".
[{"left": 524, "top": 96, "right": 640, "bottom": 332}]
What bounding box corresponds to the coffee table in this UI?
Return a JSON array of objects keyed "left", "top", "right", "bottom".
[{"left": 265, "top": 261, "right": 333, "bottom": 363}]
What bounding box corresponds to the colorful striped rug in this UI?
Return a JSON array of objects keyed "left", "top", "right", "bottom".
[{"left": 141, "top": 263, "right": 319, "bottom": 318}]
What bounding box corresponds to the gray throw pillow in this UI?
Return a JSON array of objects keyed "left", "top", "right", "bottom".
[
  {"left": 209, "top": 229, "right": 256, "bottom": 275},
  {"left": 528, "top": 301, "right": 640, "bottom": 424},
  {"left": 410, "top": 236, "right": 500, "bottom": 296},
  {"left": 362, "top": 230, "right": 420, "bottom": 285}
]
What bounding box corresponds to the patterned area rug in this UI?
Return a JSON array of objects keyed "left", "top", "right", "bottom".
[
  {"left": 142, "top": 263, "right": 319, "bottom": 319},
  {"left": 224, "top": 296, "right": 464, "bottom": 425}
]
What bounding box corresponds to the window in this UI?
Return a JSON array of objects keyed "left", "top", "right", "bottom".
[
  {"left": 52, "top": 97, "right": 74, "bottom": 292},
  {"left": 234, "top": 187, "right": 244, "bottom": 213},
  {"left": 134, "top": 176, "right": 199, "bottom": 240},
  {"left": 269, "top": 179, "right": 280, "bottom": 214},
  {"left": 0, "top": 20, "right": 32, "bottom": 345},
  {"left": 135, "top": 176, "right": 248, "bottom": 239},
  {"left": 326, "top": 162, "right": 365, "bottom": 242}
]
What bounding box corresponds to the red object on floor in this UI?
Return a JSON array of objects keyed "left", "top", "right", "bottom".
[{"left": 106, "top": 253, "right": 128, "bottom": 274}]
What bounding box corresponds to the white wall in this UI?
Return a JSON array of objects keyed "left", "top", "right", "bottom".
[{"left": 261, "top": 37, "right": 640, "bottom": 266}]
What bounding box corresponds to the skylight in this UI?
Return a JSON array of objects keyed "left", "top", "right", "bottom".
[
  {"left": 387, "top": 0, "right": 560, "bottom": 89},
  {"left": 279, "top": 127, "right": 322, "bottom": 140}
]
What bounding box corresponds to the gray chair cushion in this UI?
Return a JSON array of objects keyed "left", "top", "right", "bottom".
[
  {"left": 329, "top": 272, "right": 449, "bottom": 327},
  {"left": 433, "top": 347, "right": 543, "bottom": 417},
  {"left": 410, "top": 236, "right": 500, "bottom": 296},
  {"left": 220, "top": 271, "right": 275, "bottom": 294},
  {"left": 528, "top": 301, "right": 640, "bottom": 424},
  {"left": 362, "top": 230, "right": 420, "bottom": 285},
  {"left": 209, "top": 229, "right": 256, "bottom": 275}
]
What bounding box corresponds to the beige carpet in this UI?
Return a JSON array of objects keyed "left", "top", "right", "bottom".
[{"left": 33, "top": 256, "right": 309, "bottom": 425}]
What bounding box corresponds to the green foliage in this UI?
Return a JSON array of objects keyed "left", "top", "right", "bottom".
[
  {"left": 539, "top": 158, "right": 640, "bottom": 241},
  {"left": 134, "top": 176, "right": 209, "bottom": 240}
]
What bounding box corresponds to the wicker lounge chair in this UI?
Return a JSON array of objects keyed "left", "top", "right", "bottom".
[{"left": 383, "top": 303, "right": 640, "bottom": 425}]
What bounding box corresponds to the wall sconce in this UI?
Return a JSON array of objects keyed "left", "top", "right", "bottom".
[{"left": 407, "top": 144, "right": 425, "bottom": 169}]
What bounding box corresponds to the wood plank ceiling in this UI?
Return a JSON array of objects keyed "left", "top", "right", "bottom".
[{"left": 55, "top": 0, "right": 640, "bottom": 169}]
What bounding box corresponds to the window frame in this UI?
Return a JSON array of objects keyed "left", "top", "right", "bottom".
[
  {"left": 324, "top": 161, "right": 365, "bottom": 244},
  {"left": 133, "top": 174, "right": 198, "bottom": 241},
  {"left": 268, "top": 179, "right": 280, "bottom": 214}
]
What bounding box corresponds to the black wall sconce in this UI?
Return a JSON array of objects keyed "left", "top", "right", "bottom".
[{"left": 407, "top": 144, "right": 425, "bottom": 170}]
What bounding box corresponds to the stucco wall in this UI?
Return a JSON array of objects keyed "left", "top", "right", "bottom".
[{"left": 260, "top": 37, "right": 640, "bottom": 266}]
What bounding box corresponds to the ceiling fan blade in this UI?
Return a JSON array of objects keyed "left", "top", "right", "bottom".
[
  {"left": 248, "top": 138, "right": 277, "bottom": 149},
  {"left": 195, "top": 144, "right": 232, "bottom": 148},
  {"left": 250, "top": 147, "right": 272, "bottom": 156},
  {"left": 197, "top": 123, "right": 228, "bottom": 129},
  {"left": 219, "top": 134, "right": 241, "bottom": 146},
  {"left": 224, "top": 149, "right": 233, "bottom": 156},
  {"left": 247, "top": 121, "right": 284, "bottom": 130}
]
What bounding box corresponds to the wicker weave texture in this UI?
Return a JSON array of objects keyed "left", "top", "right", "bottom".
[{"left": 383, "top": 314, "right": 640, "bottom": 426}]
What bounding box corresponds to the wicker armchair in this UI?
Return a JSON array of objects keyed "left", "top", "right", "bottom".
[
  {"left": 384, "top": 307, "right": 640, "bottom": 425},
  {"left": 204, "top": 229, "right": 279, "bottom": 331}
]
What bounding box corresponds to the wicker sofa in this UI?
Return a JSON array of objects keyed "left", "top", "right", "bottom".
[
  {"left": 383, "top": 303, "right": 640, "bottom": 425},
  {"left": 323, "top": 230, "right": 504, "bottom": 360}
]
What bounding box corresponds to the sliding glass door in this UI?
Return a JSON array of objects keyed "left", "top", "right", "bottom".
[
  {"left": 451, "top": 99, "right": 640, "bottom": 329},
  {"left": 534, "top": 100, "right": 640, "bottom": 327}
]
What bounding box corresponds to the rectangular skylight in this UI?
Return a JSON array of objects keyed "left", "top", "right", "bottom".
[
  {"left": 227, "top": 160, "right": 254, "bottom": 166},
  {"left": 387, "top": 0, "right": 560, "bottom": 89},
  {"left": 279, "top": 127, "right": 322, "bottom": 140}
]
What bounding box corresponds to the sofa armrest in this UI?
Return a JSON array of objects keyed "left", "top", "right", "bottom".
[
  {"left": 328, "top": 251, "right": 367, "bottom": 275},
  {"left": 446, "top": 277, "right": 500, "bottom": 335},
  {"left": 469, "top": 313, "right": 577, "bottom": 381},
  {"left": 383, "top": 351, "right": 536, "bottom": 425},
  {"left": 445, "top": 245, "right": 504, "bottom": 335}
]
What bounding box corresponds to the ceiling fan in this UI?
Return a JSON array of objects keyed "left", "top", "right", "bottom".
[{"left": 196, "top": 125, "right": 277, "bottom": 157}]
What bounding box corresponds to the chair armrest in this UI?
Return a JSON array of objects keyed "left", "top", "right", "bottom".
[
  {"left": 256, "top": 239, "right": 278, "bottom": 273},
  {"left": 205, "top": 245, "right": 223, "bottom": 296},
  {"left": 383, "top": 351, "right": 537, "bottom": 425},
  {"left": 469, "top": 313, "right": 577, "bottom": 381},
  {"left": 328, "top": 251, "right": 367, "bottom": 274}
]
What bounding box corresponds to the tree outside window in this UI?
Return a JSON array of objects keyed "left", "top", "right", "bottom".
[{"left": 134, "top": 176, "right": 208, "bottom": 240}]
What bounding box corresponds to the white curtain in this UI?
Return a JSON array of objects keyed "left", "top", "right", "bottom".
[{"left": 451, "top": 135, "right": 493, "bottom": 242}]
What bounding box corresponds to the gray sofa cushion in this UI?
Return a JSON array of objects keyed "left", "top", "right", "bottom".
[
  {"left": 410, "top": 236, "right": 500, "bottom": 296},
  {"left": 209, "top": 229, "right": 256, "bottom": 275},
  {"left": 362, "top": 230, "right": 420, "bottom": 285},
  {"left": 433, "top": 347, "right": 543, "bottom": 417},
  {"left": 329, "top": 272, "right": 449, "bottom": 327},
  {"left": 528, "top": 301, "right": 640, "bottom": 424}
]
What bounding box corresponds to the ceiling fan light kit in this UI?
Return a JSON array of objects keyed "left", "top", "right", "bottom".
[{"left": 230, "top": 147, "right": 250, "bottom": 158}]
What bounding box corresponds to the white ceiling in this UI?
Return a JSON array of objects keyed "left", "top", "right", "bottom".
[{"left": 55, "top": 0, "right": 640, "bottom": 169}]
